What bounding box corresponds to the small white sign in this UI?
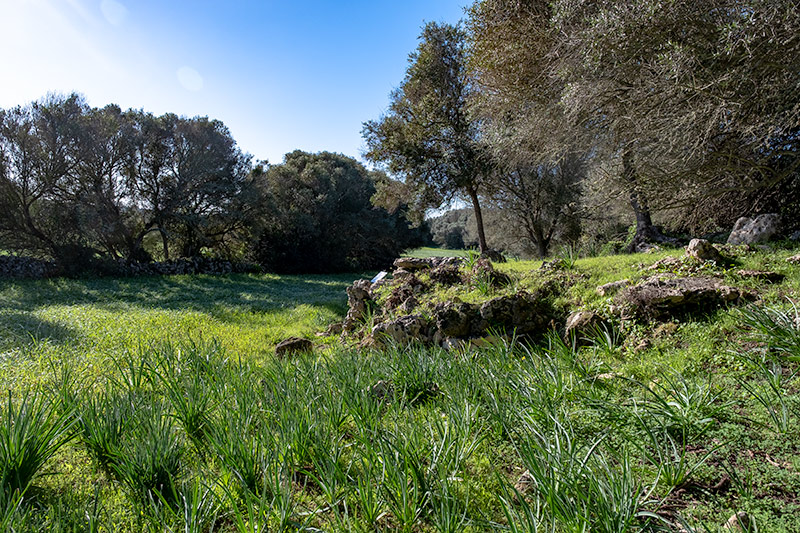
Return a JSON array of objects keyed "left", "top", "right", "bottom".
[{"left": 371, "top": 271, "right": 388, "bottom": 284}]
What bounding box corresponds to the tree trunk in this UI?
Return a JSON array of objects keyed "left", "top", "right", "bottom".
[
  {"left": 467, "top": 186, "right": 488, "bottom": 253},
  {"left": 623, "top": 153, "right": 678, "bottom": 253},
  {"left": 159, "top": 227, "right": 169, "bottom": 260}
]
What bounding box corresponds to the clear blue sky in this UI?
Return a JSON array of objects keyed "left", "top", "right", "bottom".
[{"left": 0, "top": 0, "right": 468, "bottom": 164}]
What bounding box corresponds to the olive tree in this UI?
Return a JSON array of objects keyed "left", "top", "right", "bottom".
[{"left": 363, "top": 22, "right": 494, "bottom": 253}]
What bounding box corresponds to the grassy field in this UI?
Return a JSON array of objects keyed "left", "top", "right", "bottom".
[{"left": 1, "top": 247, "right": 799, "bottom": 531}]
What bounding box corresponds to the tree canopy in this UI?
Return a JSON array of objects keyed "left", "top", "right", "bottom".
[{"left": 363, "top": 22, "right": 494, "bottom": 253}]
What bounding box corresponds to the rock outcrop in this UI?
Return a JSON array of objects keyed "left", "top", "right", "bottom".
[
  {"left": 275, "top": 337, "right": 313, "bottom": 358},
  {"left": 344, "top": 279, "right": 374, "bottom": 331},
  {"left": 727, "top": 214, "right": 781, "bottom": 245},
  {"left": 615, "top": 275, "right": 754, "bottom": 319},
  {"left": 371, "top": 314, "right": 431, "bottom": 346}
]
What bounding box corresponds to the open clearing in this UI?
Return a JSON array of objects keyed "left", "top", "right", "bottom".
[{"left": 1, "top": 248, "right": 799, "bottom": 531}]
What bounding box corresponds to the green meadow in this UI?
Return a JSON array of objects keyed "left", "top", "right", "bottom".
[{"left": 1, "top": 247, "right": 799, "bottom": 531}]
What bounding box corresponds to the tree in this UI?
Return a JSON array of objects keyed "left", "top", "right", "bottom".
[
  {"left": 490, "top": 154, "right": 585, "bottom": 258},
  {"left": 468, "top": 0, "right": 800, "bottom": 249},
  {"left": 72, "top": 104, "right": 150, "bottom": 261},
  {"left": 363, "top": 22, "right": 494, "bottom": 253},
  {"left": 0, "top": 93, "right": 94, "bottom": 269},
  {"left": 251, "top": 151, "right": 425, "bottom": 274},
  {"left": 124, "top": 112, "right": 252, "bottom": 259}
]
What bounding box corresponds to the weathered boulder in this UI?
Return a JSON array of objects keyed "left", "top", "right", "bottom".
[
  {"left": 429, "top": 264, "right": 463, "bottom": 285},
  {"left": 476, "top": 291, "right": 554, "bottom": 336},
  {"left": 344, "top": 279, "right": 374, "bottom": 331},
  {"left": 275, "top": 337, "right": 313, "bottom": 358},
  {"left": 471, "top": 258, "right": 512, "bottom": 287},
  {"left": 433, "top": 301, "right": 476, "bottom": 338},
  {"left": 687, "top": 238, "right": 728, "bottom": 264},
  {"left": 564, "top": 311, "right": 606, "bottom": 345},
  {"left": 727, "top": 214, "right": 781, "bottom": 245},
  {"left": 371, "top": 315, "right": 431, "bottom": 346},
  {"left": 596, "top": 279, "right": 630, "bottom": 296},
  {"left": 615, "top": 275, "right": 754, "bottom": 319},
  {"left": 393, "top": 257, "right": 433, "bottom": 271}
]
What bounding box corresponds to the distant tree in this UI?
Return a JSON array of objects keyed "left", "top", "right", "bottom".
[
  {"left": 490, "top": 154, "right": 585, "bottom": 258},
  {"left": 363, "top": 22, "right": 494, "bottom": 253},
  {"left": 124, "top": 112, "right": 252, "bottom": 259},
  {"left": 251, "top": 151, "right": 425, "bottom": 273},
  {"left": 72, "top": 104, "right": 150, "bottom": 261}
]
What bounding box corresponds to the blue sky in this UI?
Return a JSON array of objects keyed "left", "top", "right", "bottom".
[{"left": 0, "top": 0, "right": 468, "bottom": 164}]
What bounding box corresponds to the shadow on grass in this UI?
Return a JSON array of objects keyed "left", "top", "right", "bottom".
[
  {"left": 0, "top": 272, "right": 361, "bottom": 323},
  {"left": 0, "top": 312, "right": 83, "bottom": 350}
]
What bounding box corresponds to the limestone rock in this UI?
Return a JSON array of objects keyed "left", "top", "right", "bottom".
[
  {"left": 615, "top": 275, "right": 754, "bottom": 319},
  {"left": 565, "top": 311, "right": 605, "bottom": 345},
  {"left": 724, "top": 511, "right": 751, "bottom": 532},
  {"left": 596, "top": 280, "right": 630, "bottom": 296},
  {"left": 371, "top": 315, "right": 431, "bottom": 346},
  {"left": 476, "top": 291, "right": 553, "bottom": 336},
  {"left": 429, "top": 264, "right": 463, "bottom": 285},
  {"left": 687, "top": 238, "right": 727, "bottom": 264},
  {"left": 736, "top": 269, "right": 785, "bottom": 283},
  {"left": 647, "top": 256, "right": 682, "bottom": 271},
  {"left": 344, "top": 279, "right": 374, "bottom": 331},
  {"left": 368, "top": 380, "right": 393, "bottom": 402},
  {"left": 727, "top": 214, "right": 781, "bottom": 245},
  {"left": 275, "top": 337, "right": 313, "bottom": 358},
  {"left": 433, "top": 301, "right": 476, "bottom": 338},
  {"left": 393, "top": 257, "right": 432, "bottom": 271},
  {"left": 514, "top": 470, "right": 534, "bottom": 496}
]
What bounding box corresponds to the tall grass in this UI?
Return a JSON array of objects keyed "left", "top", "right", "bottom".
[{"left": 0, "top": 389, "right": 76, "bottom": 494}]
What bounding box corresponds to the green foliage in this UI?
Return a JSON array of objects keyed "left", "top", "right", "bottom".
[
  {"left": 0, "top": 248, "right": 798, "bottom": 529},
  {"left": 0, "top": 389, "right": 76, "bottom": 495},
  {"left": 251, "top": 150, "right": 425, "bottom": 273}
]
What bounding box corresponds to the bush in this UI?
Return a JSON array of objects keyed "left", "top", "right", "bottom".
[{"left": 250, "top": 151, "right": 426, "bottom": 273}]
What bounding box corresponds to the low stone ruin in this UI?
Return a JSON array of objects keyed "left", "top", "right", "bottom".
[
  {"left": 0, "top": 255, "right": 260, "bottom": 280},
  {"left": 341, "top": 255, "right": 559, "bottom": 349},
  {"left": 0, "top": 256, "right": 58, "bottom": 279},
  {"left": 614, "top": 274, "right": 754, "bottom": 319}
]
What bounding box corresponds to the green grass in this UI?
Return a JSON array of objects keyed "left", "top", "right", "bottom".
[
  {"left": 0, "top": 245, "right": 799, "bottom": 531},
  {"left": 404, "top": 246, "right": 470, "bottom": 258}
]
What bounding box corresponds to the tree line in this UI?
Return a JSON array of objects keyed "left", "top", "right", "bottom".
[
  {"left": 364, "top": 0, "right": 800, "bottom": 257},
  {"left": 0, "top": 95, "right": 425, "bottom": 274}
]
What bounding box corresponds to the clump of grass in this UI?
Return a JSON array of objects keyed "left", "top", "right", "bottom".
[
  {"left": 739, "top": 303, "right": 800, "bottom": 358},
  {"left": 0, "top": 389, "right": 76, "bottom": 495},
  {"left": 76, "top": 388, "right": 135, "bottom": 476},
  {"left": 108, "top": 401, "right": 184, "bottom": 508}
]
